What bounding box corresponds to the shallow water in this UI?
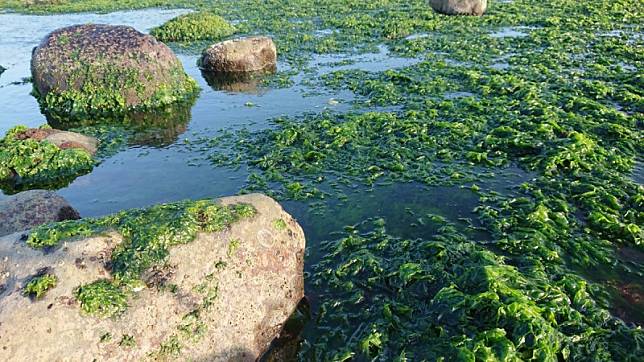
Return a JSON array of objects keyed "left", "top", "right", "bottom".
[{"left": 0, "top": 9, "right": 356, "bottom": 215}]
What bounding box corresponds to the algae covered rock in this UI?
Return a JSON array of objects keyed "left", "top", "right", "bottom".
[
  {"left": 200, "top": 36, "right": 277, "bottom": 74},
  {"left": 31, "top": 24, "right": 198, "bottom": 122},
  {"left": 0, "top": 190, "right": 80, "bottom": 237},
  {"left": 429, "top": 0, "right": 487, "bottom": 16},
  {"left": 0, "top": 194, "right": 305, "bottom": 361},
  {"left": 150, "top": 11, "right": 236, "bottom": 42},
  {"left": 0, "top": 125, "right": 96, "bottom": 193},
  {"left": 13, "top": 127, "right": 99, "bottom": 155}
]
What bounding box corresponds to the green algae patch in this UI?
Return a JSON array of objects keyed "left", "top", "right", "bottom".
[
  {"left": 26, "top": 199, "right": 256, "bottom": 317},
  {"left": 150, "top": 11, "right": 236, "bottom": 42},
  {"left": 75, "top": 279, "right": 128, "bottom": 318},
  {"left": 304, "top": 218, "right": 643, "bottom": 360},
  {"left": 0, "top": 125, "right": 95, "bottom": 193},
  {"left": 23, "top": 273, "right": 58, "bottom": 300},
  {"left": 35, "top": 63, "right": 200, "bottom": 124}
]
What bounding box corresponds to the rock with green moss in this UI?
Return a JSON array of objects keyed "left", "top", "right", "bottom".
[
  {"left": 429, "top": 0, "right": 487, "bottom": 16},
  {"left": 150, "top": 11, "right": 236, "bottom": 42},
  {"left": 31, "top": 24, "right": 199, "bottom": 123},
  {"left": 0, "top": 125, "right": 96, "bottom": 193},
  {"left": 0, "top": 194, "right": 305, "bottom": 361}
]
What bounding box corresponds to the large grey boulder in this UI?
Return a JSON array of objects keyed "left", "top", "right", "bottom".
[
  {"left": 200, "top": 36, "right": 277, "bottom": 74},
  {"left": 429, "top": 0, "right": 488, "bottom": 16},
  {"left": 0, "top": 190, "right": 80, "bottom": 237},
  {"left": 0, "top": 193, "right": 305, "bottom": 361},
  {"left": 31, "top": 24, "right": 198, "bottom": 122}
]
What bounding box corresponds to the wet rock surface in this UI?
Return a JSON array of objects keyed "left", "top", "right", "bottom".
[
  {"left": 0, "top": 190, "right": 80, "bottom": 237},
  {"left": 429, "top": 0, "right": 488, "bottom": 16},
  {"left": 0, "top": 193, "right": 305, "bottom": 361},
  {"left": 200, "top": 36, "right": 277, "bottom": 74}
]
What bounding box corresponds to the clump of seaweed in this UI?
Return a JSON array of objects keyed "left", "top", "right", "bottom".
[
  {"left": 150, "top": 11, "right": 236, "bottom": 42},
  {"left": 23, "top": 272, "right": 58, "bottom": 300}
]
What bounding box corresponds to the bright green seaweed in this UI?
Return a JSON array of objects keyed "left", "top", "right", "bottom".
[
  {"left": 150, "top": 11, "right": 236, "bottom": 42},
  {"left": 0, "top": 125, "right": 95, "bottom": 193}
]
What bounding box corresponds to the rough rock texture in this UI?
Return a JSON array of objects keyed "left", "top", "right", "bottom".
[
  {"left": 429, "top": 0, "right": 487, "bottom": 16},
  {"left": 14, "top": 127, "right": 99, "bottom": 155},
  {"left": 0, "top": 194, "right": 305, "bottom": 361},
  {"left": 0, "top": 190, "right": 80, "bottom": 237},
  {"left": 31, "top": 24, "right": 197, "bottom": 119},
  {"left": 200, "top": 36, "right": 277, "bottom": 73}
]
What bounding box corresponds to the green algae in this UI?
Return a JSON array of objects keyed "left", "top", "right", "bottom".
[
  {"left": 273, "top": 218, "right": 288, "bottom": 231},
  {"left": 23, "top": 273, "right": 57, "bottom": 300},
  {"left": 304, "top": 218, "right": 643, "bottom": 360},
  {"left": 0, "top": 125, "right": 95, "bottom": 194},
  {"left": 151, "top": 11, "right": 236, "bottom": 42},
  {"left": 27, "top": 199, "right": 256, "bottom": 317},
  {"left": 2, "top": 0, "right": 643, "bottom": 358},
  {"left": 75, "top": 279, "right": 128, "bottom": 318},
  {"left": 35, "top": 62, "right": 200, "bottom": 124},
  {"left": 119, "top": 334, "right": 136, "bottom": 348}
]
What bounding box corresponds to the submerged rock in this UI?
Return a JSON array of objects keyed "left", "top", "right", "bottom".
[
  {"left": 200, "top": 36, "right": 277, "bottom": 74},
  {"left": 0, "top": 193, "right": 305, "bottom": 360},
  {"left": 31, "top": 24, "right": 198, "bottom": 122},
  {"left": 429, "top": 0, "right": 487, "bottom": 16},
  {"left": 0, "top": 190, "right": 80, "bottom": 237}
]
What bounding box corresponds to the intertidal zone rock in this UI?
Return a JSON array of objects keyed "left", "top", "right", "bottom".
[
  {"left": 0, "top": 194, "right": 305, "bottom": 361},
  {"left": 31, "top": 24, "right": 198, "bottom": 122},
  {"left": 200, "top": 36, "right": 277, "bottom": 74}
]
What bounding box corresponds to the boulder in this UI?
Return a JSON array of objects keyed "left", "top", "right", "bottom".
[
  {"left": 31, "top": 24, "right": 198, "bottom": 122},
  {"left": 0, "top": 190, "right": 80, "bottom": 237},
  {"left": 200, "top": 36, "right": 277, "bottom": 74},
  {"left": 13, "top": 127, "right": 99, "bottom": 155},
  {"left": 429, "top": 0, "right": 488, "bottom": 16},
  {"left": 0, "top": 194, "right": 305, "bottom": 361}
]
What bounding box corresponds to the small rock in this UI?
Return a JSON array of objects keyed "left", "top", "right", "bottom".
[
  {"left": 0, "top": 190, "right": 80, "bottom": 237},
  {"left": 429, "top": 0, "right": 488, "bottom": 16},
  {"left": 200, "top": 36, "right": 277, "bottom": 73},
  {"left": 14, "top": 128, "right": 98, "bottom": 155}
]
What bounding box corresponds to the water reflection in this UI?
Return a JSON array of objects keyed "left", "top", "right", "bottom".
[{"left": 201, "top": 67, "right": 276, "bottom": 95}]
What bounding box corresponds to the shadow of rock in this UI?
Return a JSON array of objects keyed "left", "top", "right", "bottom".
[
  {"left": 260, "top": 297, "right": 311, "bottom": 362},
  {"left": 201, "top": 66, "right": 276, "bottom": 95}
]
